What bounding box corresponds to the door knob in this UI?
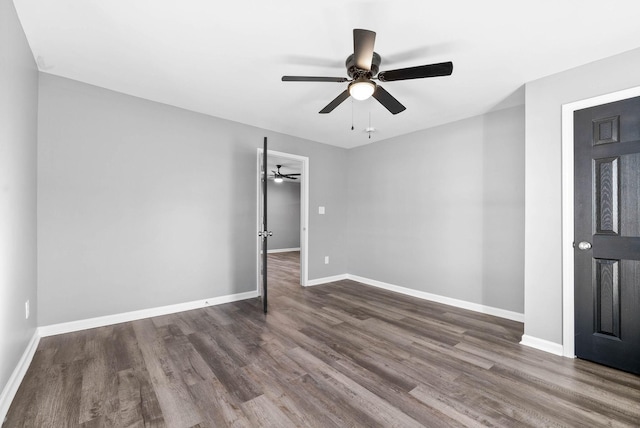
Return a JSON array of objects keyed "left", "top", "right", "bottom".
[{"left": 577, "top": 241, "right": 592, "bottom": 250}]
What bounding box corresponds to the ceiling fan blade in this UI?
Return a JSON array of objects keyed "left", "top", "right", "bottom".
[
  {"left": 283, "top": 173, "right": 301, "bottom": 176},
  {"left": 353, "top": 29, "right": 376, "bottom": 71},
  {"left": 377, "top": 61, "right": 453, "bottom": 82},
  {"left": 319, "top": 90, "right": 350, "bottom": 114},
  {"left": 373, "top": 85, "right": 406, "bottom": 115},
  {"left": 282, "top": 76, "right": 348, "bottom": 82},
  {"left": 283, "top": 176, "right": 298, "bottom": 180}
]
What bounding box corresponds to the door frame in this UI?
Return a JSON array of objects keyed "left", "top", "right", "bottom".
[
  {"left": 561, "top": 85, "right": 640, "bottom": 358},
  {"left": 256, "top": 148, "right": 310, "bottom": 292}
]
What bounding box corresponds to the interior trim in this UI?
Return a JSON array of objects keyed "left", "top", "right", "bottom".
[
  {"left": 267, "top": 247, "right": 301, "bottom": 254},
  {"left": 306, "top": 274, "right": 348, "bottom": 287},
  {"left": 520, "top": 334, "right": 564, "bottom": 356},
  {"left": 347, "top": 274, "right": 524, "bottom": 323},
  {"left": 38, "top": 291, "right": 258, "bottom": 338},
  {"left": 0, "top": 330, "right": 40, "bottom": 424}
]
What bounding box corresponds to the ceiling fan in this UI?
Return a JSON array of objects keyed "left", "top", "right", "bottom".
[
  {"left": 282, "top": 29, "right": 453, "bottom": 115},
  {"left": 271, "top": 165, "right": 300, "bottom": 182}
]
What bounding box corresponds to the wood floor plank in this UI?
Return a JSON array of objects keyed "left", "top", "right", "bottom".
[
  {"left": 186, "top": 332, "right": 262, "bottom": 403},
  {"left": 409, "top": 383, "right": 509, "bottom": 428},
  {"left": 187, "top": 378, "right": 252, "bottom": 428},
  {"left": 36, "top": 360, "right": 84, "bottom": 427},
  {"left": 456, "top": 337, "right": 640, "bottom": 412},
  {"left": 5, "top": 251, "right": 640, "bottom": 427},
  {"left": 162, "top": 330, "right": 217, "bottom": 387},
  {"left": 132, "top": 318, "right": 203, "bottom": 428},
  {"left": 240, "top": 363, "right": 338, "bottom": 428},
  {"left": 114, "top": 369, "right": 140, "bottom": 426},
  {"left": 287, "top": 369, "right": 385, "bottom": 427},
  {"left": 329, "top": 353, "right": 465, "bottom": 428},
  {"left": 78, "top": 332, "right": 119, "bottom": 425},
  {"left": 240, "top": 394, "right": 297, "bottom": 428},
  {"left": 287, "top": 347, "right": 425, "bottom": 428},
  {"left": 460, "top": 365, "right": 638, "bottom": 427}
]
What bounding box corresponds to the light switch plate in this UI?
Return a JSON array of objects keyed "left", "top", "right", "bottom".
[{"left": 319, "top": 206, "right": 325, "bottom": 214}]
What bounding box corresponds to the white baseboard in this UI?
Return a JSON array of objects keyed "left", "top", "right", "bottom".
[
  {"left": 267, "top": 248, "right": 300, "bottom": 254},
  {"left": 38, "top": 290, "right": 259, "bottom": 337},
  {"left": 346, "top": 274, "right": 525, "bottom": 323},
  {"left": 520, "top": 334, "right": 564, "bottom": 356},
  {"left": 0, "top": 330, "right": 40, "bottom": 424},
  {"left": 306, "top": 274, "right": 348, "bottom": 287}
]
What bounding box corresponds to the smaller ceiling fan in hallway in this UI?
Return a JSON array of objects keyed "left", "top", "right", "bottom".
[
  {"left": 282, "top": 29, "right": 453, "bottom": 115},
  {"left": 270, "top": 165, "right": 300, "bottom": 183}
]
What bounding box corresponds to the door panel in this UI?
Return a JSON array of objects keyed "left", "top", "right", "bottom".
[
  {"left": 594, "top": 259, "right": 620, "bottom": 338},
  {"left": 574, "top": 96, "right": 640, "bottom": 374}
]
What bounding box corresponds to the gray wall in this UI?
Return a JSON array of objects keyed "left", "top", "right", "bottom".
[
  {"left": 347, "top": 105, "right": 525, "bottom": 313},
  {"left": 267, "top": 180, "right": 300, "bottom": 250},
  {"left": 37, "top": 74, "right": 347, "bottom": 325},
  {"left": 524, "top": 47, "right": 640, "bottom": 344},
  {"left": 0, "top": 0, "right": 38, "bottom": 401}
]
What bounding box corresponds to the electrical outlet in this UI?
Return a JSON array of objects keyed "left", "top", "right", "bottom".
[
  {"left": 25, "top": 300, "right": 29, "bottom": 320},
  {"left": 325, "top": 256, "right": 329, "bottom": 264}
]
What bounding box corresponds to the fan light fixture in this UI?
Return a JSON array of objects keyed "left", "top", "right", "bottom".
[
  {"left": 348, "top": 78, "right": 376, "bottom": 100},
  {"left": 274, "top": 176, "right": 283, "bottom": 183},
  {"left": 282, "top": 29, "right": 454, "bottom": 114}
]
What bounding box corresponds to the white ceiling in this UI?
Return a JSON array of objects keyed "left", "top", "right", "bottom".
[{"left": 13, "top": 0, "right": 640, "bottom": 149}]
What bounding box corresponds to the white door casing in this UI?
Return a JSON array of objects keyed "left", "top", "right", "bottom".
[{"left": 256, "top": 149, "right": 309, "bottom": 291}]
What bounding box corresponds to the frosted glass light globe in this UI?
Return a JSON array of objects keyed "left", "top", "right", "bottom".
[{"left": 349, "top": 79, "right": 376, "bottom": 100}]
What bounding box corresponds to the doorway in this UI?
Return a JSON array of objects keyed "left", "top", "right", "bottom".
[
  {"left": 561, "top": 85, "right": 640, "bottom": 365},
  {"left": 256, "top": 149, "right": 309, "bottom": 296}
]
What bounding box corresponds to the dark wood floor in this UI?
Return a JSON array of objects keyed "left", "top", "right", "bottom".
[{"left": 5, "top": 251, "right": 640, "bottom": 427}]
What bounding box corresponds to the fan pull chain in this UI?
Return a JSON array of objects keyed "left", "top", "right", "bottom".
[
  {"left": 351, "top": 99, "right": 354, "bottom": 131},
  {"left": 368, "top": 112, "right": 372, "bottom": 139}
]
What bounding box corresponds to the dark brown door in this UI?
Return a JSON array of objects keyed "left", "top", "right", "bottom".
[
  {"left": 574, "top": 96, "right": 640, "bottom": 374},
  {"left": 259, "top": 137, "right": 271, "bottom": 314}
]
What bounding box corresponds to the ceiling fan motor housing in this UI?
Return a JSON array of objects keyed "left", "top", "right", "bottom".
[{"left": 346, "top": 52, "right": 381, "bottom": 79}]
